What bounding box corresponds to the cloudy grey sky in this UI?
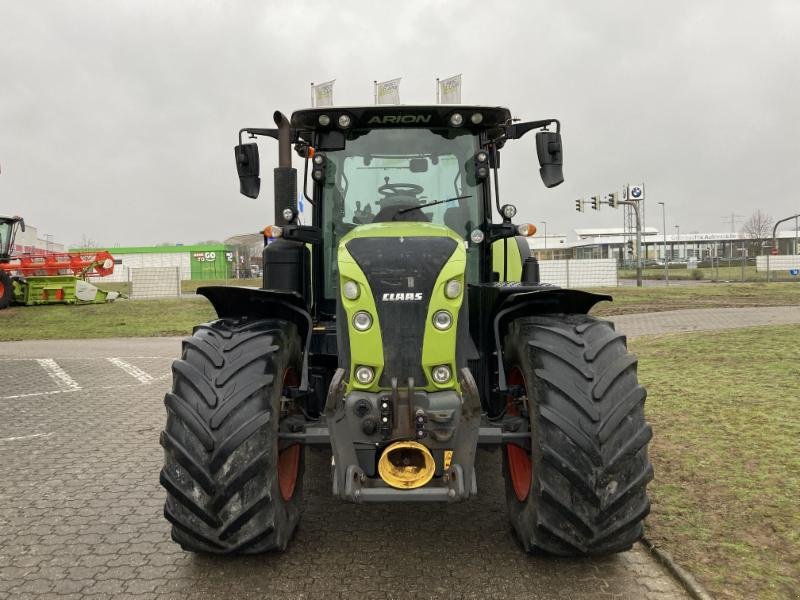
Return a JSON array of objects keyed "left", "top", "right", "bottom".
[{"left": 2, "top": 0, "right": 799, "bottom": 247}]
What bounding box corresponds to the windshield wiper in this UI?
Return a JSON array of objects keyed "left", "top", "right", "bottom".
[{"left": 396, "top": 195, "right": 472, "bottom": 215}]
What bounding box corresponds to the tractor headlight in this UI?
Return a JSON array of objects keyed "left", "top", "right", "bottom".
[
  {"left": 355, "top": 366, "right": 375, "bottom": 385},
  {"left": 470, "top": 229, "right": 485, "bottom": 244},
  {"left": 353, "top": 311, "right": 373, "bottom": 331},
  {"left": 338, "top": 114, "right": 352, "bottom": 128},
  {"left": 444, "top": 279, "right": 462, "bottom": 299},
  {"left": 342, "top": 280, "right": 360, "bottom": 300},
  {"left": 431, "top": 365, "right": 451, "bottom": 384},
  {"left": 432, "top": 310, "right": 453, "bottom": 330},
  {"left": 470, "top": 112, "right": 484, "bottom": 125},
  {"left": 282, "top": 207, "right": 296, "bottom": 222},
  {"left": 501, "top": 204, "right": 517, "bottom": 219},
  {"left": 318, "top": 114, "right": 331, "bottom": 126},
  {"left": 449, "top": 112, "right": 464, "bottom": 127}
]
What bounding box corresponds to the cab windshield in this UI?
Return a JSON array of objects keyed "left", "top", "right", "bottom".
[
  {"left": 319, "top": 128, "right": 483, "bottom": 299},
  {"left": 0, "top": 221, "right": 13, "bottom": 256}
]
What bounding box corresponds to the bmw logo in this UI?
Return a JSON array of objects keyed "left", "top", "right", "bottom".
[{"left": 630, "top": 186, "right": 643, "bottom": 198}]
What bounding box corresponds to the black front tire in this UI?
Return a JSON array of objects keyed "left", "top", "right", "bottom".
[
  {"left": 502, "top": 314, "right": 653, "bottom": 556},
  {"left": 0, "top": 270, "right": 12, "bottom": 309},
  {"left": 160, "top": 318, "right": 304, "bottom": 553}
]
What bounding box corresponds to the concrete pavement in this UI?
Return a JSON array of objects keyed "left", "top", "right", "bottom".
[{"left": 4, "top": 306, "right": 797, "bottom": 599}]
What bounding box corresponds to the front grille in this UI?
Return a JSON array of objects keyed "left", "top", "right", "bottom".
[{"left": 346, "top": 236, "right": 458, "bottom": 387}]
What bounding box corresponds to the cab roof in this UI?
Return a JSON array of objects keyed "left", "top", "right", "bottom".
[{"left": 291, "top": 105, "right": 512, "bottom": 132}]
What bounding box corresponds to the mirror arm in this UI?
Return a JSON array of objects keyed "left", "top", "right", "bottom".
[
  {"left": 505, "top": 118, "right": 560, "bottom": 140},
  {"left": 238, "top": 127, "right": 280, "bottom": 146}
]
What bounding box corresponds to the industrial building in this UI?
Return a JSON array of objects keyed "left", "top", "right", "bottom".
[
  {"left": 529, "top": 228, "right": 800, "bottom": 262},
  {"left": 10, "top": 221, "right": 65, "bottom": 255},
  {"left": 74, "top": 244, "right": 234, "bottom": 282}
]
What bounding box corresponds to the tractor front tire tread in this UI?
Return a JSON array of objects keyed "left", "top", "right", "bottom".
[
  {"left": 160, "top": 317, "right": 303, "bottom": 554},
  {"left": 504, "top": 314, "right": 653, "bottom": 556}
]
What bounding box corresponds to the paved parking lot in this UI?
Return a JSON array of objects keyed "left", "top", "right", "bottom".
[{"left": 10, "top": 304, "right": 795, "bottom": 599}]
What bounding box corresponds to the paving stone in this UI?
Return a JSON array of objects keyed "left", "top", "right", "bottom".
[{"left": 5, "top": 309, "right": 778, "bottom": 599}]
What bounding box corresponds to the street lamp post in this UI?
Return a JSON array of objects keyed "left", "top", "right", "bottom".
[
  {"left": 658, "top": 202, "right": 668, "bottom": 285},
  {"left": 674, "top": 225, "right": 680, "bottom": 261}
]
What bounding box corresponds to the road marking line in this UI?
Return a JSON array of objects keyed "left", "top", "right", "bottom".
[
  {"left": 0, "top": 389, "right": 75, "bottom": 400},
  {"left": 0, "top": 432, "right": 53, "bottom": 442},
  {"left": 107, "top": 358, "right": 154, "bottom": 384},
  {"left": 36, "top": 358, "right": 81, "bottom": 391}
]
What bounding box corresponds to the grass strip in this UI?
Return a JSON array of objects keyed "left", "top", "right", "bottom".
[{"left": 632, "top": 325, "right": 800, "bottom": 599}]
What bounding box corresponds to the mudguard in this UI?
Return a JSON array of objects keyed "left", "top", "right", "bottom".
[
  {"left": 197, "top": 286, "right": 313, "bottom": 390},
  {"left": 488, "top": 285, "right": 611, "bottom": 390}
]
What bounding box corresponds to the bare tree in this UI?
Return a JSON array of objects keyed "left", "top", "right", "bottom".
[{"left": 741, "top": 209, "right": 774, "bottom": 241}]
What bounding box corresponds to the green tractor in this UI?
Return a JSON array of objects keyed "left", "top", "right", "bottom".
[
  {"left": 0, "top": 215, "right": 25, "bottom": 309},
  {"left": 160, "top": 106, "right": 652, "bottom": 556}
]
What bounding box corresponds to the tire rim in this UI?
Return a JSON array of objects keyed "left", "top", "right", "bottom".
[
  {"left": 505, "top": 366, "right": 532, "bottom": 502},
  {"left": 277, "top": 368, "right": 300, "bottom": 502}
]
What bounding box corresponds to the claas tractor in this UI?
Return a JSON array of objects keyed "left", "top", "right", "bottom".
[
  {"left": 160, "top": 106, "right": 652, "bottom": 556},
  {"left": 0, "top": 215, "right": 25, "bottom": 308}
]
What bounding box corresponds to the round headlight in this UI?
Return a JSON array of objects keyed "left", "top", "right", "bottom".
[
  {"left": 470, "top": 229, "right": 485, "bottom": 244},
  {"left": 318, "top": 114, "right": 331, "bottom": 126},
  {"left": 476, "top": 151, "right": 488, "bottom": 163},
  {"left": 353, "top": 311, "right": 373, "bottom": 331},
  {"left": 338, "top": 114, "right": 352, "bottom": 128},
  {"left": 444, "top": 279, "right": 462, "bottom": 299},
  {"left": 282, "top": 207, "right": 295, "bottom": 222},
  {"left": 432, "top": 310, "right": 452, "bottom": 330},
  {"left": 449, "top": 113, "right": 464, "bottom": 127},
  {"left": 431, "top": 365, "right": 451, "bottom": 384},
  {"left": 342, "top": 280, "right": 360, "bottom": 300},
  {"left": 470, "top": 112, "right": 484, "bottom": 125},
  {"left": 355, "top": 366, "right": 375, "bottom": 385},
  {"left": 501, "top": 204, "right": 518, "bottom": 219},
  {"left": 313, "top": 154, "right": 325, "bottom": 165}
]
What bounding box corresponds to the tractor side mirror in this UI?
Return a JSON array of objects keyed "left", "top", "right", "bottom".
[
  {"left": 234, "top": 143, "right": 260, "bottom": 198},
  {"left": 535, "top": 131, "right": 564, "bottom": 188}
]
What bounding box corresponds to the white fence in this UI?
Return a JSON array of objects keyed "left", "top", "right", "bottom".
[
  {"left": 538, "top": 258, "right": 618, "bottom": 288},
  {"left": 129, "top": 267, "right": 181, "bottom": 299},
  {"left": 756, "top": 255, "right": 800, "bottom": 272},
  {"left": 98, "top": 253, "right": 192, "bottom": 283}
]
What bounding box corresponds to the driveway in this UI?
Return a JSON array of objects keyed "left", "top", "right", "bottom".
[{"left": 7, "top": 305, "right": 796, "bottom": 599}]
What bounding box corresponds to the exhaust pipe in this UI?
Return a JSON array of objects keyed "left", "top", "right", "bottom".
[
  {"left": 272, "top": 111, "right": 296, "bottom": 226},
  {"left": 377, "top": 441, "right": 435, "bottom": 489}
]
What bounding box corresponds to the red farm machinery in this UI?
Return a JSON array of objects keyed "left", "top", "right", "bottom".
[{"left": 0, "top": 214, "right": 120, "bottom": 309}]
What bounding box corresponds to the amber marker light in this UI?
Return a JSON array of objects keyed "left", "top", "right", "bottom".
[
  {"left": 517, "top": 223, "right": 537, "bottom": 237},
  {"left": 263, "top": 225, "right": 283, "bottom": 238}
]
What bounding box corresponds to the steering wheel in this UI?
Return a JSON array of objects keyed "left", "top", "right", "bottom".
[{"left": 378, "top": 182, "right": 424, "bottom": 197}]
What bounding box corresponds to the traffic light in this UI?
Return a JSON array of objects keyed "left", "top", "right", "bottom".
[
  {"left": 607, "top": 192, "right": 618, "bottom": 208},
  {"left": 590, "top": 196, "right": 600, "bottom": 210},
  {"left": 575, "top": 199, "right": 584, "bottom": 212}
]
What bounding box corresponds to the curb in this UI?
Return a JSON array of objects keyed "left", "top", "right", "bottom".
[{"left": 640, "top": 537, "right": 715, "bottom": 600}]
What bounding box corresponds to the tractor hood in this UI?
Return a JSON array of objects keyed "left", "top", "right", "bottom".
[{"left": 337, "top": 222, "right": 466, "bottom": 392}]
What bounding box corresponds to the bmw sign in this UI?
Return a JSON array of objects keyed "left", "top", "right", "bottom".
[{"left": 629, "top": 184, "right": 645, "bottom": 200}]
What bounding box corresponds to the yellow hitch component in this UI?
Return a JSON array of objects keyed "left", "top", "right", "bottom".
[{"left": 377, "top": 441, "right": 436, "bottom": 490}]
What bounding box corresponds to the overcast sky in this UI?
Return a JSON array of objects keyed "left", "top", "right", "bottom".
[{"left": 2, "top": 0, "right": 799, "bottom": 247}]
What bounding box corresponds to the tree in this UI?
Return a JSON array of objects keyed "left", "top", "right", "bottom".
[{"left": 741, "top": 210, "right": 774, "bottom": 241}]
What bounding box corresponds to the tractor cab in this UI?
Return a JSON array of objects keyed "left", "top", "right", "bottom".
[{"left": 0, "top": 215, "right": 24, "bottom": 261}]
